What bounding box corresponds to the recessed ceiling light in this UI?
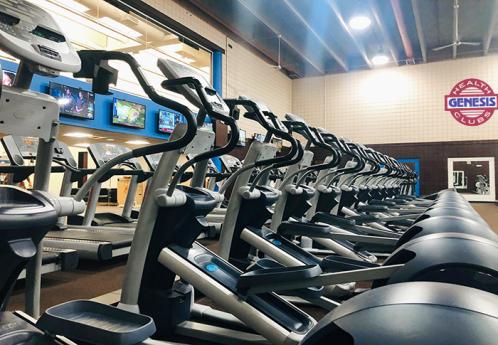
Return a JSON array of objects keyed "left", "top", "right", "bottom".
[
  {"left": 98, "top": 17, "right": 142, "bottom": 39},
  {"left": 64, "top": 132, "right": 93, "bottom": 138},
  {"left": 372, "top": 54, "right": 389, "bottom": 66},
  {"left": 160, "top": 43, "right": 183, "bottom": 53},
  {"left": 106, "top": 138, "right": 115, "bottom": 141},
  {"left": 349, "top": 16, "right": 371, "bottom": 31},
  {"left": 54, "top": 0, "right": 90, "bottom": 13},
  {"left": 74, "top": 143, "right": 90, "bottom": 148},
  {"left": 126, "top": 140, "right": 150, "bottom": 145}
]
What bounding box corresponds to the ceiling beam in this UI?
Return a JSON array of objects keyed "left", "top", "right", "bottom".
[
  {"left": 369, "top": 0, "right": 400, "bottom": 65},
  {"left": 282, "top": 0, "right": 348, "bottom": 71},
  {"left": 483, "top": 0, "right": 498, "bottom": 55},
  {"left": 411, "top": 0, "right": 427, "bottom": 62},
  {"left": 327, "top": 0, "right": 372, "bottom": 68},
  {"left": 390, "top": 0, "right": 414, "bottom": 62},
  {"left": 188, "top": 0, "right": 307, "bottom": 77},
  {"left": 238, "top": 0, "right": 326, "bottom": 75}
]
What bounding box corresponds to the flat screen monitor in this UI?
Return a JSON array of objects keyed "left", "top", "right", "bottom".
[
  {"left": 112, "top": 98, "right": 146, "bottom": 129},
  {"left": 158, "top": 110, "right": 185, "bottom": 134},
  {"left": 2, "top": 70, "right": 15, "bottom": 86},
  {"left": 238, "top": 129, "right": 246, "bottom": 147},
  {"left": 49, "top": 82, "right": 95, "bottom": 119}
]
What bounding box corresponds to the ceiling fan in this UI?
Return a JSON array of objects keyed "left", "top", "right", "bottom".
[
  {"left": 432, "top": 0, "right": 480, "bottom": 57},
  {"left": 271, "top": 34, "right": 283, "bottom": 70}
]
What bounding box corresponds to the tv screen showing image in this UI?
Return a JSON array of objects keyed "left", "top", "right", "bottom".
[
  {"left": 158, "top": 110, "right": 185, "bottom": 134},
  {"left": 272, "top": 138, "right": 283, "bottom": 151},
  {"left": 2, "top": 70, "right": 15, "bottom": 86},
  {"left": 49, "top": 82, "right": 95, "bottom": 119},
  {"left": 112, "top": 98, "right": 146, "bottom": 129}
]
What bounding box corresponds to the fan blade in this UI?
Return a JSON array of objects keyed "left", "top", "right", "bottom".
[
  {"left": 460, "top": 41, "right": 481, "bottom": 46},
  {"left": 432, "top": 43, "right": 456, "bottom": 51}
]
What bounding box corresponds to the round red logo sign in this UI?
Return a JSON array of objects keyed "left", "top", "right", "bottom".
[{"left": 445, "top": 78, "right": 498, "bottom": 126}]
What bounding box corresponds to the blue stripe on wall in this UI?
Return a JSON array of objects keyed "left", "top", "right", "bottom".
[
  {"left": 212, "top": 51, "right": 223, "bottom": 96},
  {"left": 1, "top": 53, "right": 225, "bottom": 140}
]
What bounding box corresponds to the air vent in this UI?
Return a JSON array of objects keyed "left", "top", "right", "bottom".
[
  {"left": 37, "top": 45, "right": 61, "bottom": 61},
  {"left": 0, "top": 11, "right": 20, "bottom": 26}
]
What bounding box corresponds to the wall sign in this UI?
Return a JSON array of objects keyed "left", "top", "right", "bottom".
[{"left": 445, "top": 78, "right": 498, "bottom": 126}]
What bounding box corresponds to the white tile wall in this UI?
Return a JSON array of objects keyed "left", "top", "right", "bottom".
[
  {"left": 143, "top": 0, "right": 293, "bottom": 137},
  {"left": 225, "top": 38, "right": 293, "bottom": 135},
  {"left": 143, "top": 0, "right": 226, "bottom": 48},
  {"left": 293, "top": 54, "right": 498, "bottom": 144}
]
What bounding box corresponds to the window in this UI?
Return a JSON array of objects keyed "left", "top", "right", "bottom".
[{"left": 5, "top": 0, "right": 212, "bottom": 110}]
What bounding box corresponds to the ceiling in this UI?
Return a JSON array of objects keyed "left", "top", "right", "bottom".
[
  {"left": 57, "top": 125, "right": 163, "bottom": 148},
  {"left": 188, "top": 0, "right": 498, "bottom": 78}
]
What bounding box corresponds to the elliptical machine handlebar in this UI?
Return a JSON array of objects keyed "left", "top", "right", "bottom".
[
  {"left": 73, "top": 50, "right": 198, "bottom": 202},
  {"left": 220, "top": 97, "right": 302, "bottom": 192},
  {"left": 326, "top": 141, "right": 366, "bottom": 186},
  {"left": 280, "top": 120, "right": 342, "bottom": 188}
]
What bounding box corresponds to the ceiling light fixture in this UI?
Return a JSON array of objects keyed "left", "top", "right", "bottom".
[
  {"left": 63, "top": 132, "right": 93, "bottom": 138},
  {"left": 98, "top": 17, "right": 143, "bottom": 39},
  {"left": 126, "top": 140, "right": 150, "bottom": 145},
  {"left": 372, "top": 54, "right": 389, "bottom": 66},
  {"left": 53, "top": 0, "right": 90, "bottom": 13},
  {"left": 74, "top": 143, "right": 90, "bottom": 148},
  {"left": 349, "top": 16, "right": 371, "bottom": 31},
  {"left": 160, "top": 43, "right": 183, "bottom": 53}
]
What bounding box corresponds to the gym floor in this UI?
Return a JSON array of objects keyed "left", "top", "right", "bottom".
[{"left": 8, "top": 203, "right": 498, "bottom": 316}]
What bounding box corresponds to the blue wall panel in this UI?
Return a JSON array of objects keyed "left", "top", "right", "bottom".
[
  {"left": 2, "top": 58, "right": 172, "bottom": 140},
  {"left": 397, "top": 158, "right": 421, "bottom": 196},
  {"left": 1, "top": 55, "right": 221, "bottom": 140},
  {"left": 212, "top": 51, "right": 223, "bottom": 96}
]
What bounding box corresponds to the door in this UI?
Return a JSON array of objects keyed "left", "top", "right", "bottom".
[{"left": 447, "top": 157, "right": 495, "bottom": 202}]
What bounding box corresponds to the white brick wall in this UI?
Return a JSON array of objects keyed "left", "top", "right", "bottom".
[
  {"left": 225, "top": 38, "right": 293, "bottom": 135},
  {"left": 143, "top": 0, "right": 293, "bottom": 137},
  {"left": 293, "top": 54, "right": 498, "bottom": 144}
]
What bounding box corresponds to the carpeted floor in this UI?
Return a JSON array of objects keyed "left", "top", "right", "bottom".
[
  {"left": 8, "top": 202, "right": 498, "bottom": 321},
  {"left": 8, "top": 258, "right": 127, "bottom": 312},
  {"left": 471, "top": 202, "right": 498, "bottom": 234}
]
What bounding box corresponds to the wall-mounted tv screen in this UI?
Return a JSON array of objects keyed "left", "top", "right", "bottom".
[
  {"left": 49, "top": 82, "right": 95, "bottom": 119},
  {"left": 158, "top": 110, "right": 185, "bottom": 134},
  {"left": 2, "top": 70, "right": 15, "bottom": 86},
  {"left": 238, "top": 129, "right": 246, "bottom": 147},
  {"left": 112, "top": 98, "right": 146, "bottom": 129}
]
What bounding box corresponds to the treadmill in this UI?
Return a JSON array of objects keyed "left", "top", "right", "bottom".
[
  {"left": 68, "top": 142, "right": 149, "bottom": 228},
  {"left": 1, "top": 136, "right": 134, "bottom": 261},
  {"left": 0, "top": 136, "right": 79, "bottom": 277},
  {"left": 129, "top": 153, "right": 198, "bottom": 219}
]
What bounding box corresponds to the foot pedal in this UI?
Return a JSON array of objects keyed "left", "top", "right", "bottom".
[{"left": 37, "top": 300, "right": 156, "bottom": 345}]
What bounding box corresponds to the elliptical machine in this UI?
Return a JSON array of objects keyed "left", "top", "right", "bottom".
[{"left": 0, "top": 2, "right": 497, "bottom": 345}]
